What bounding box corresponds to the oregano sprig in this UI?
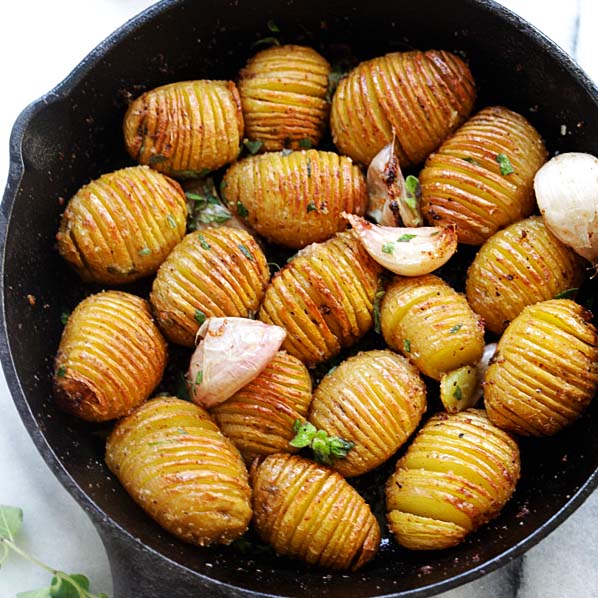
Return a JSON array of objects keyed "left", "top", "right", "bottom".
[{"left": 290, "top": 420, "right": 354, "bottom": 465}]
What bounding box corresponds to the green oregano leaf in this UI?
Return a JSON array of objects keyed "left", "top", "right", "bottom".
[
  {"left": 289, "top": 420, "right": 316, "bottom": 448},
  {"left": 554, "top": 288, "right": 579, "bottom": 300},
  {"left": 194, "top": 309, "right": 207, "bottom": 325},
  {"left": 403, "top": 339, "right": 411, "bottom": 353},
  {"left": 496, "top": 153, "right": 514, "bottom": 175},
  {"left": 236, "top": 201, "right": 249, "bottom": 218},
  {"left": 453, "top": 384, "right": 463, "bottom": 401},
  {"left": 195, "top": 371, "right": 203, "bottom": 385},
  {"left": 0, "top": 505, "right": 23, "bottom": 541},
  {"left": 238, "top": 244, "right": 254, "bottom": 261},
  {"left": 397, "top": 234, "right": 416, "bottom": 242},
  {"left": 382, "top": 242, "right": 395, "bottom": 254},
  {"left": 197, "top": 234, "right": 211, "bottom": 250},
  {"left": 243, "top": 139, "right": 263, "bottom": 154}
]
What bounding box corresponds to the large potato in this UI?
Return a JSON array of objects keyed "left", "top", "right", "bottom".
[
  {"left": 222, "top": 150, "right": 367, "bottom": 248},
  {"left": 386, "top": 409, "right": 520, "bottom": 550},
  {"left": 106, "top": 397, "right": 252, "bottom": 546},
  {"left": 330, "top": 50, "right": 475, "bottom": 167},
  {"left": 259, "top": 231, "right": 381, "bottom": 366},
  {"left": 123, "top": 80, "right": 243, "bottom": 177},
  {"left": 484, "top": 299, "right": 598, "bottom": 436},
  {"left": 238, "top": 44, "right": 331, "bottom": 151},
  {"left": 54, "top": 291, "right": 167, "bottom": 422},
  {"left": 420, "top": 106, "right": 548, "bottom": 245},
  {"left": 309, "top": 350, "right": 426, "bottom": 477},
  {"left": 57, "top": 166, "right": 187, "bottom": 284},
  {"left": 466, "top": 216, "right": 584, "bottom": 334},
  {"left": 381, "top": 274, "right": 484, "bottom": 380},
  {"left": 150, "top": 227, "right": 270, "bottom": 347},
  {"left": 210, "top": 351, "right": 313, "bottom": 462},
  {"left": 252, "top": 453, "right": 380, "bottom": 570}
]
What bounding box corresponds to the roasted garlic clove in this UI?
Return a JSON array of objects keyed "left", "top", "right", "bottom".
[
  {"left": 420, "top": 106, "right": 548, "bottom": 245},
  {"left": 123, "top": 80, "right": 244, "bottom": 177},
  {"left": 484, "top": 299, "right": 598, "bottom": 436},
  {"left": 57, "top": 166, "right": 187, "bottom": 284},
  {"left": 222, "top": 150, "right": 367, "bottom": 248},
  {"left": 106, "top": 397, "right": 252, "bottom": 546},
  {"left": 54, "top": 291, "right": 167, "bottom": 422}
]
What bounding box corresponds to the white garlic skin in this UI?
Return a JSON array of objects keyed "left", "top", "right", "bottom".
[{"left": 534, "top": 152, "right": 598, "bottom": 266}]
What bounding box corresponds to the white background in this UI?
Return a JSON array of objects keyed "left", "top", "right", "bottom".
[{"left": 1, "top": 1, "right": 597, "bottom": 597}]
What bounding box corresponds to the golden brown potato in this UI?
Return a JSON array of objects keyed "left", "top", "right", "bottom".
[
  {"left": 420, "top": 106, "right": 548, "bottom": 245},
  {"left": 466, "top": 216, "right": 585, "bottom": 334},
  {"left": 150, "top": 227, "right": 270, "bottom": 347},
  {"left": 222, "top": 150, "right": 368, "bottom": 248},
  {"left": 252, "top": 453, "right": 380, "bottom": 570},
  {"left": 57, "top": 166, "right": 187, "bottom": 284},
  {"left": 381, "top": 274, "right": 484, "bottom": 380},
  {"left": 330, "top": 50, "right": 475, "bottom": 167},
  {"left": 484, "top": 299, "right": 598, "bottom": 436},
  {"left": 210, "top": 351, "right": 313, "bottom": 462},
  {"left": 309, "top": 350, "right": 426, "bottom": 477},
  {"left": 238, "top": 44, "right": 331, "bottom": 151},
  {"left": 386, "top": 409, "right": 520, "bottom": 550},
  {"left": 106, "top": 397, "right": 252, "bottom": 546},
  {"left": 259, "top": 231, "right": 381, "bottom": 366},
  {"left": 123, "top": 80, "right": 243, "bottom": 177},
  {"left": 54, "top": 291, "right": 167, "bottom": 422}
]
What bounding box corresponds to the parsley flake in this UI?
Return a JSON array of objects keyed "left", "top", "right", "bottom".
[
  {"left": 194, "top": 309, "right": 207, "bottom": 325},
  {"left": 397, "top": 233, "right": 416, "bottom": 242},
  {"left": 453, "top": 384, "right": 463, "bottom": 400},
  {"left": 238, "top": 244, "right": 254, "bottom": 261},
  {"left": 382, "top": 242, "right": 395, "bottom": 254},
  {"left": 496, "top": 153, "right": 514, "bottom": 175},
  {"left": 56, "top": 365, "right": 67, "bottom": 378},
  {"left": 195, "top": 370, "right": 203, "bottom": 385},
  {"left": 554, "top": 288, "right": 579, "bottom": 300},
  {"left": 138, "top": 247, "right": 152, "bottom": 256},
  {"left": 197, "top": 234, "right": 211, "bottom": 250},
  {"left": 403, "top": 339, "right": 411, "bottom": 353},
  {"left": 449, "top": 323, "right": 463, "bottom": 334},
  {"left": 404, "top": 175, "right": 420, "bottom": 209},
  {"left": 167, "top": 214, "right": 177, "bottom": 229},
  {"left": 243, "top": 139, "right": 263, "bottom": 154},
  {"left": 306, "top": 201, "right": 317, "bottom": 213},
  {"left": 236, "top": 201, "right": 249, "bottom": 217}
]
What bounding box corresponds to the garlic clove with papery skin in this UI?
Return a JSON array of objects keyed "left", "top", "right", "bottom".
[
  {"left": 534, "top": 152, "right": 598, "bottom": 269},
  {"left": 188, "top": 317, "right": 286, "bottom": 408},
  {"left": 343, "top": 213, "right": 457, "bottom": 276}
]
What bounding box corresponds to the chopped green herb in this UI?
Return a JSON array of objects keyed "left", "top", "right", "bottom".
[
  {"left": 382, "top": 242, "right": 395, "bottom": 254},
  {"left": 243, "top": 138, "right": 263, "bottom": 154},
  {"left": 430, "top": 231, "right": 440, "bottom": 237},
  {"left": 197, "top": 233, "right": 211, "bottom": 250},
  {"left": 236, "top": 201, "right": 249, "bottom": 218},
  {"left": 554, "top": 288, "right": 579, "bottom": 300},
  {"left": 298, "top": 138, "right": 313, "bottom": 149},
  {"left": 195, "top": 370, "right": 203, "bottom": 385},
  {"left": 148, "top": 154, "right": 167, "bottom": 165},
  {"left": 185, "top": 191, "right": 206, "bottom": 203},
  {"left": 197, "top": 203, "right": 232, "bottom": 225},
  {"left": 167, "top": 214, "right": 177, "bottom": 229},
  {"left": 60, "top": 311, "right": 70, "bottom": 326},
  {"left": 373, "top": 285, "right": 386, "bottom": 334},
  {"left": 453, "top": 384, "right": 463, "bottom": 400},
  {"left": 290, "top": 420, "right": 317, "bottom": 448},
  {"left": 56, "top": 365, "right": 67, "bottom": 378},
  {"left": 403, "top": 339, "right": 411, "bottom": 353},
  {"left": 404, "top": 175, "right": 420, "bottom": 209},
  {"left": 267, "top": 19, "right": 280, "bottom": 32},
  {"left": 290, "top": 419, "right": 354, "bottom": 465},
  {"left": 463, "top": 157, "right": 481, "bottom": 166},
  {"left": 306, "top": 201, "right": 317, "bottom": 213},
  {"left": 138, "top": 247, "right": 152, "bottom": 256},
  {"left": 397, "top": 233, "right": 416, "bottom": 242},
  {"left": 238, "top": 243, "right": 254, "bottom": 261},
  {"left": 148, "top": 440, "right": 170, "bottom": 447},
  {"left": 251, "top": 36, "right": 281, "bottom": 50},
  {"left": 496, "top": 153, "right": 514, "bottom": 175},
  {"left": 281, "top": 148, "right": 293, "bottom": 156},
  {"left": 194, "top": 309, "right": 207, "bottom": 325},
  {"left": 449, "top": 323, "right": 463, "bottom": 334}
]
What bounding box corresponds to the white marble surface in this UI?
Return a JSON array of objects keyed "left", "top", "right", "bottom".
[{"left": 1, "top": 1, "right": 597, "bottom": 596}]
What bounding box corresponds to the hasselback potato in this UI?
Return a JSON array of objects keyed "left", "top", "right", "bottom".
[
  {"left": 57, "top": 166, "right": 187, "bottom": 284},
  {"left": 238, "top": 45, "right": 331, "bottom": 151},
  {"left": 210, "top": 351, "right": 313, "bottom": 462},
  {"left": 386, "top": 409, "right": 520, "bottom": 550},
  {"left": 381, "top": 274, "right": 484, "bottom": 380},
  {"left": 106, "top": 397, "right": 252, "bottom": 546},
  {"left": 123, "top": 80, "right": 243, "bottom": 177},
  {"left": 259, "top": 231, "right": 381, "bottom": 366},
  {"left": 420, "top": 106, "right": 548, "bottom": 245},
  {"left": 330, "top": 50, "right": 475, "bottom": 167},
  {"left": 252, "top": 453, "right": 380, "bottom": 570},
  {"left": 54, "top": 291, "right": 167, "bottom": 422},
  {"left": 484, "top": 299, "right": 598, "bottom": 436},
  {"left": 309, "top": 350, "right": 426, "bottom": 477},
  {"left": 150, "top": 227, "right": 270, "bottom": 347},
  {"left": 466, "top": 216, "right": 584, "bottom": 334},
  {"left": 222, "top": 150, "right": 368, "bottom": 248}
]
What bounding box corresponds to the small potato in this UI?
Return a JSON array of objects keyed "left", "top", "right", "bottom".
[
  {"left": 106, "top": 397, "right": 252, "bottom": 546},
  {"left": 386, "top": 409, "right": 520, "bottom": 550},
  {"left": 309, "top": 350, "right": 426, "bottom": 477},
  {"left": 484, "top": 299, "right": 598, "bottom": 436},
  {"left": 222, "top": 150, "right": 368, "bottom": 248},
  {"left": 466, "top": 216, "right": 584, "bottom": 334},
  {"left": 150, "top": 227, "right": 270, "bottom": 347},
  {"left": 54, "top": 291, "right": 167, "bottom": 422},
  {"left": 420, "top": 106, "right": 548, "bottom": 245},
  {"left": 123, "top": 80, "right": 243, "bottom": 177},
  {"left": 259, "top": 231, "right": 381, "bottom": 366},
  {"left": 238, "top": 44, "right": 331, "bottom": 151},
  {"left": 381, "top": 274, "right": 484, "bottom": 380},
  {"left": 330, "top": 50, "right": 475, "bottom": 167},
  {"left": 210, "top": 351, "right": 312, "bottom": 462},
  {"left": 57, "top": 166, "right": 187, "bottom": 284},
  {"left": 252, "top": 453, "right": 380, "bottom": 570}
]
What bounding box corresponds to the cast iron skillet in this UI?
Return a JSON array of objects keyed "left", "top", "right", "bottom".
[{"left": 2, "top": 0, "right": 598, "bottom": 596}]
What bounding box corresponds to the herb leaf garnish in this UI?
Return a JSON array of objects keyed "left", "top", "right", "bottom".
[{"left": 290, "top": 420, "right": 354, "bottom": 465}]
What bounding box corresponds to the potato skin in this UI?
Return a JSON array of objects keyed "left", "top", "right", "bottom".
[
  {"left": 484, "top": 299, "right": 598, "bottom": 436},
  {"left": 222, "top": 150, "right": 368, "bottom": 248},
  {"left": 259, "top": 231, "right": 381, "bottom": 366},
  {"left": 210, "top": 351, "right": 313, "bottom": 463},
  {"left": 150, "top": 227, "right": 270, "bottom": 347},
  {"left": 330, "top": 50, "right": 475, "bottom": 167},
  {"left": 381, "top": 274, "right": 484, "bottom": 380},
  {"left": 123, "top": 80, "right": 244, "bottom": 177},
  {"left": 106, "top": 397, "right": 252, "bottom": 546},
  {"left": 238, "top": 44, "right": 331, "bottom": 151},
  {"left": 420, "top": 106, "right": 548, "bottom": 245},
  {"left": 57, "top": 166, "right": 187, "bottom": 284},
  {"left": 54, "top": 291, "right": 167, "bottom": 422},
  {"left": 252, "top": 453, "right": 380, "bottom": 570},
  {"left": 386, "top": 409, "right": 520, "bottom": 550},
  {"left": 309, "top": 350, "right": 426, "bottom": 477},
  {"left": 466, "top": 216, "right": 584, "bottom": 334}
]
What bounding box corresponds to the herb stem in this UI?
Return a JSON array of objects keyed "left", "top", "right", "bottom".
[{"left": 1, "top": 537, "right": 56, "bottom": 574}]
